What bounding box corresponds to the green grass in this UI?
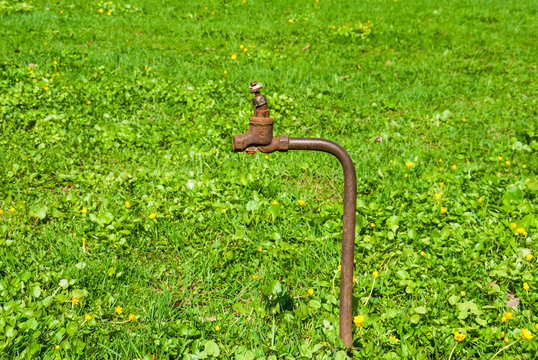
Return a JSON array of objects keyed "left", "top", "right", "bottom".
[{"left": 0, "top": 0, "right": 537, "bottom": 359}]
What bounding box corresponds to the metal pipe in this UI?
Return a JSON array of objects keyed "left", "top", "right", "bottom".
[
  {"left": 233, "top": 82, "right": 357, "bottom": 348},
  {"left": 288, "top": 138, "right": 357, "bottom": 348}
]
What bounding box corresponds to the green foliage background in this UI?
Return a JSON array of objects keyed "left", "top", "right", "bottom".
[{"left": 0, "top": 0, "right": 536, "bottom": 359}]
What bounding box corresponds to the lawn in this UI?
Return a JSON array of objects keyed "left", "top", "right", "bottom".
[{"left": 0, "top": 0, "right": 536, "bottom": 359}]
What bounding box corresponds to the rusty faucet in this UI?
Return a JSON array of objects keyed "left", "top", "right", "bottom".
[{"left": 233, "top": 81, "right": 357, "bottom": 348}]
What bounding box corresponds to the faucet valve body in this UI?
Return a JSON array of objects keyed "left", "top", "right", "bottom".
[{"left": 233, "top": 81, "right": 283, "bottom": 153}]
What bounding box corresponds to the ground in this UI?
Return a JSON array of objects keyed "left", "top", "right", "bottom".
[{"left": 0, "top": 0, "right": 536, "bottom": 359}]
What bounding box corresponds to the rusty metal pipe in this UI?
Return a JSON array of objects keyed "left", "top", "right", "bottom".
[
  {"left": 233, "top": 82, "right": 357, "bottom": 348},
  {"left": 288, "top": 137, "right": 357, "bottom": 348}
]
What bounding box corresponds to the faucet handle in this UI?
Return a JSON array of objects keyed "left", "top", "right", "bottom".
[
  {"left": 249, "top": 81, "right": 263, "bottom": 93},
  {"left": 250, "top": 81, "right": 267, "bottom": 108}
]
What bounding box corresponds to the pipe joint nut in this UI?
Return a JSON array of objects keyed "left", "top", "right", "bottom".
[{"left": 252, "top": 94, "right": 267, "bottom": 108}]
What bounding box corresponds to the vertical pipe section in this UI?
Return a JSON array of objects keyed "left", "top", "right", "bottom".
[{"left": 288, "top": 138, "right": 357, "bottom": 348}]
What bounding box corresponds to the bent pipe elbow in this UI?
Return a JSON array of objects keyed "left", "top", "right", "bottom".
[
  {"left": 288, "top": 137, "right": 357, "bottom": 349},
  {"left": 232, "top": 135, "right": 358, "bottom": 349}
]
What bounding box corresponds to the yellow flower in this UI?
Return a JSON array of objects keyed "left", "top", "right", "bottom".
[
  {"left": 0, "top": 209, "right": 3, "bottom": 215},
  {"left": 521, "top": 328, "right": 533, "bottom": 340},
  {"left": 462, "top": 118, "right": 467, "bottom": 122},
  {"left": 389, "top": 160, "right": 393, "bottom": 164},
  {"left": 84, "top": 314, "right": 92, "bottom": 321},
  {"left": 478, "top": 197, "right": 483, "bottom": 203},
  {"left": 224, "top": 70, "right": 227, "bottom": 74},
  {"left": 527, "top": 253, "right": 533, "bottom": 260},
  {"left": 43, "top": 86, "right": 49, "bottom": 92},
  {"left": 288, "top": 18, "right": 294, "bottom": 23},
  {"left": 87, "top": 100, "right": 92, "bottom": 104},
  {"left": 497, "top": 156, "right": 503, "bottom": 161},
  {"left": 231, "top": 54, "right": 237, "bottom": 60},
  {"left": 125, "top": 201, "right": 131, "bottom": 208},
  {"left": 98, "top": 8, "right": 104, "bottom": 13},
  {"left": 501, "top": 331, "right": 505, "bottom": 338},
  {"left": 297, "top": 199, "right": 306, "bottom": 206},
  {"left": 370, "top": 223, "right": 375, "bottom": 228},
  {"left": 501, "top": 316, "right": 507, "bottom": 323},
  {"left": 307, "top": 288, "right": 314, "bottom": 295},
  {"left": 460, "top": 291, "right": 466, "bottom": 297},
  {"left": 337, "top": 265, "right": 341, "bottom": 271},
  {"left": 215, "top": 325, "right": 220, "bottom": 331},
  {"left": 353, "top": 315, "right": 364, "bottom": 326},
  {"left": 243, "top": 48, "right": 248, "bottom": 52},
  {"left": 372, "top": 271, "right": 378, "bottom": 278},
  {"left": 440, "top": 182, "right": 444, "bottom": 186},
  {"left": 252, "top": 274, "right": 258, "bottom": 280},
  {"left": 81, "top": 207, "right": 88, "bottom": 214},
  {"left": 420, "top": 251, "right": 425, "bottom": 257},
  {"left": 272, "top": 200, "right": 278, "bottom": 205},
  {"left": 404, "top": 173, "right": 408, "bottom": 178},
  {"left": 9, "top": 207, "right": 15, "bottom": 212},
  {"left": 71, "top": 297, "right": 79, "bottom": 305},
  {"left": 522, "top": 164, "right": 527, "bottom": 168},
  {"left": 451, "top": 164, "right": 457, "bottom": 170},
  {"left": 400, "top": 204, "right": 405, "bottom": 208},
  {"left": 439, "top": 159, "right": 443, "bottom": 162},
  {"left": 258, "top": 248, "right": 262, "bottom": 252},
  {"left": 440, "top": 207, "right": 447, "bottom": 214},
  {"left": 523, "top": 282, "right": 530, "bottom": 290},
  {"left": 511, "top": 222, "right": 517, "bottom": 229},
  {"left": 504, "top": 312, "right": 513, "bottom": 320},
  {"left": 505, "top": 161, "right": 510, "bottom": 166},
  {"left": 405, "top": 161, "right": 414, "bottom": 168},
  {"left": 115, "top": 306, "right": 123, "bottom": 315},
  {"left": 128, "top": 313, "right": 137, "bottom": 321},
  {"left": 504, "top": 337, "right": 509, "bottom": 342},
  {"left": 389, "top": 335, "right": 399, "bottom": 343},
  {"left": 435, "top": 192, "right": 443, "bottom": 198},
  {"left": 516, "top": 228, "right": 527, "bottom": 236},
  {"left": 353, "top": 275, "right": 357, "bottom": 283},
  {"left": 454, "top": 331, "right": 466, "bottom": 342},
  {"left": 239, "top": 44, "right": 244, "bottom": 49},
  {"left": 149, "top": 213, "right": 156, "bottom": 219}
]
